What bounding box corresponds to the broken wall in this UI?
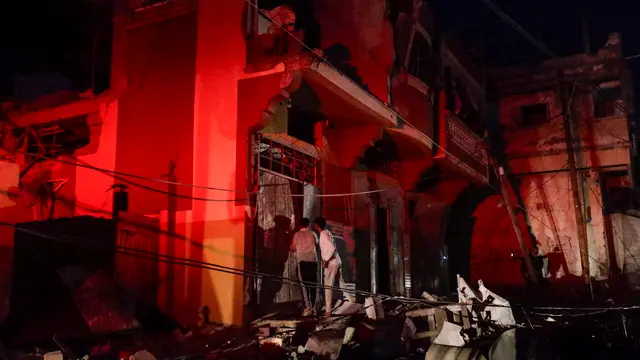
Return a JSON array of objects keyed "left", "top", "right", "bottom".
[
  {"left": 496, "top": 89, "right": 632, "bottom": 281},
  {"left": 499, "top": 91, "right": 630, "bottom": 165},
  {"left": 611, "top": 213, "right": 640, "bottom": 286},
  {"left": 518, "top": 172, "right": 609, "bottom": 280},
  {"left": 314, "top": 0, "right": 394, "bottom": 102}
]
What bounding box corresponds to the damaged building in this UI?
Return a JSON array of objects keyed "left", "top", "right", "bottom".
[
  {"left": 470, "top": 34, "right": 640, "bottom": 288},
  {"left": 0, "top": 0, "right": 493, "bottom": 333}
]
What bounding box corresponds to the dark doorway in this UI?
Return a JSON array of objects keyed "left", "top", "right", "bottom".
[{"left": 376, "top": 207, "right": 391, "bottom": 295}]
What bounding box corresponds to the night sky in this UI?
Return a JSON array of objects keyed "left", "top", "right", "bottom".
[
  {"left": 437, "top": 0, "right": 640, "bottom": 64},
  {"left": 0, "top": 0, "right": 112, "bottom": 100},
  {"left": 0, "top": 0, "right": 638, "bottom": 102}
]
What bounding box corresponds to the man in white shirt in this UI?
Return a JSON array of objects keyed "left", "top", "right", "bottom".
[
  {"left": 289, "top": 218, "right": 318, "bottom": 315},
  {"left": 313, "top": 217, "right": 355, "bottom": 316}
]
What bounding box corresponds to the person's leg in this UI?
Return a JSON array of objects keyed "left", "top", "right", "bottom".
[
  {"left": 296, "top": 261, "right": 311, "bottom": 310},
  {"left": 300, "top": 262, "right": 318, "bottom": 307},
  {"left": 324, "top": 263, "right": 338, "bottom": 316},
  {"left": 300, "top": 262, "right": 317, "bottom": 310},
  {"left": 337, "top": 266, "right": 355, "bottom": 302}
]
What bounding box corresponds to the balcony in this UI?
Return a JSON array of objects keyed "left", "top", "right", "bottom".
[
  {"left": 391, "top": 73, "right": 434, "bottom": 140},
  {"left": 434, "top": 112, "right": 489, "bottom": 184}
]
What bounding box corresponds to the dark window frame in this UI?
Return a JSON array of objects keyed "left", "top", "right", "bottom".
[
  {"left": 593, "top": 86, "right": 623, "bottom": 119},
  {"left": 519, "top": 103, "right": 550, "bottom": 127}
]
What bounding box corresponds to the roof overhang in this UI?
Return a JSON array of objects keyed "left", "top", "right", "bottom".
[
  {"left": 300, "top": 61, "right": 398, "bottom": 128},
  {"left": 434, "top": 113, "right": 489, "bottom": 184},
  {"left": 8, "top": 95, "right": 110, "bottom": 128},
  {"left": 385, "top": 126, "right": 433, "bottom": 159}
]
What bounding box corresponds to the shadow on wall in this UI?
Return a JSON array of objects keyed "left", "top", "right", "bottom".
[
  {"left": 257, "top": 215, "right": 292, "bottom": 307},
  {"left": 331, "top": 226, "right": 354, "bottom": 283},
  {"left": 288, "top": 80, "right": 323, "bottom": 144},
  {"left": 444, "top": 185, "right": 497, "bottom": 289},
  {"left": 353, "top": 228, "right": 372, "bottom": 293},
  {"left": 323, "top": 44, "right": 370, "bottom": 94}
]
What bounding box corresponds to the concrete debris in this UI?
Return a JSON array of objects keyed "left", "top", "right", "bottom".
[
  {"left": 422, "top": 291, "right": 442, "bottom": 302},
  {"left": 10, "top": 278, "right": 634, "bottom": 360},
  {"left": 333, "top": 300, "right": 363, "bottom": 316},
  {"left": 364, "top": 296, "right": 385, "bottom": 320},
  {"left": 42, "top": 351, "right": 62, "bottom": 360},
  {"left": 425, "top": 344, "right": 487, "bottom": 360},
  {"left": 129, "top": 350, "right": 156, "bottom": 360},
  {"left": 304, "top": 330, "right": 344, "bottom": 360},
  {"left": 342, "top": 327, "right": 355, "bottom": 344},
  {"left": 260, "top": 337, "right": 284, "bottom": 347},
  {"left": 433, "top": 322, "right": 466, "bottom": 347},
  {"left": 401, "top": 317, "right": 417, "bottom": 351},
  {"left": 477, "top": 280, "right": 516, "bottom": 327}
]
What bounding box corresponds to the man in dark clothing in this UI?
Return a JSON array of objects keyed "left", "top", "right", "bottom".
[{"left": 517, "top": 247, "right": 547, "bottom": 286}]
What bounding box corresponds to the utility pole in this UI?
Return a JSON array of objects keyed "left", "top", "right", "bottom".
[
  {"left": 497, "top": 166, "right": 538, "bottom": 285},
  {"left": 165, "top": 160, "right": 177, "bottom": 314},
  {"left": 558, "top": 71, "right": 591, "bottom": 285}
]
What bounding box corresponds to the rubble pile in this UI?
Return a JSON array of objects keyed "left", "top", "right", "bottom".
[
  {"left": 246, "top": 275, "right": 526, "bottom": 360},
  {"left": 9, "top": 275, "right": 640, "bottom": 359}
]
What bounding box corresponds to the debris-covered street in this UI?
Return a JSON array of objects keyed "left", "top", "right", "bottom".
[
  {"left": 4, "top": 276, "right": 640, "bottom": 360},
  {"left": 2, "top": 0, "right": 640, "bottom": 359}
]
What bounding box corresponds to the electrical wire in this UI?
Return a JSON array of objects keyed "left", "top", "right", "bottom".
[
  {"left": 13, "top": 144, "right": 616, "bottom": 287},
  {"left": 477, "top": 0, "right": 640, "bottom": 273},
  {"left": 489, "top": 160, "right": 610, "bottom": 271},
  {"left": 14, "top": 150, "right": 430, "bottom": 200},
  {"left": 479, "top": 0, "right": 634, "bottom": 119},
  {"left": 519, "top": 162, "right": 568, "bottom": 200},
  {"left": 242, "top": 0, "right": 490, "bottom": 181},
  {"left": 585, "top": 180, "right": 640, "bottom": 270},
  {"left": 5, "top": 0, "right": 633, "bottom": 314},
  {"left": 2, "top": 220, "right": 637, "bottom": 318},
  {"left": 5, "top": 0, "right": 490, "bottom": 203}
]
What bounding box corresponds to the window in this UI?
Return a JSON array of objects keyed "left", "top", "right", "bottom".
[
  {"left": 519, "top": 103, "right": 549, "bottom": 127},
  {"left": 594, "top": 86, "right": 623, "bottom": 119}
]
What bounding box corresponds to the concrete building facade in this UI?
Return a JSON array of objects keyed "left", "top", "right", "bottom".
[
  {"left": 0, "top": 0, "right": 490, "bottom": 327},
  {"left": 470, "top": 34, "right": 638, "bottom": 287}
]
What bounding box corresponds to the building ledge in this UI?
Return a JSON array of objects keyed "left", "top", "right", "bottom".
[
  {"left": 302, "top": 60, "right": 398, "bottom": 128},
  {"left": 385, "top": 126, "right": 433, "bottom": 159},
  {"left": 8, "top": 93, "right": 112, "bottom": 128},
  {"left": 434, "top": 112, "right": 489, "bottom": 184}
]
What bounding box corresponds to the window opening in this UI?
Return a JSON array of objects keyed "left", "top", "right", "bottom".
[{"left": 519, "top": 103, "right": 550, "bottom": 127}]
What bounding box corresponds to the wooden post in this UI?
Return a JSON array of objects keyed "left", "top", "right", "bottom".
[
  {"left": 369, "top": 205, "right": 378, "bottom": 294},
  {"left": 497, "top": 167, "right": 538, "bottom": 285},
  {"left": 558, "top": 72, "right": 591, "bottom": 284}
]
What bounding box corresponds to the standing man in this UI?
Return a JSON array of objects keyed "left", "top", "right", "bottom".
[
  {"left": 515, "top": 246, "right": 547, "bottom": 288},
  {"left": 290, "top": 218, "right": 318, "bottom": 316},
  {"left": 314, "top": 217, "right": 355, "bottom": 316}
]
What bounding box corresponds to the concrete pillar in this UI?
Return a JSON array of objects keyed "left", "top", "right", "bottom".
[
  {"left": 74, "top": 16, "right": 128, "bottom": 216},
  {"left": 191, "top": 0, "right": 248, "bottom": 325}
]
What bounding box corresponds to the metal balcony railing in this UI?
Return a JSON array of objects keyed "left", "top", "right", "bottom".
[
  {"left": 253, "top": 134, "right": 319, "bottom": 185},
  {"left": 438, "top": 112, "right": 489, "bottom": 183}
]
